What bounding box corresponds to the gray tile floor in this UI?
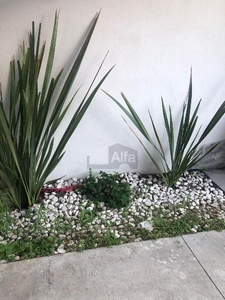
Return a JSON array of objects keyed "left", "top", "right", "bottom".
[{"left": 0, "top": 232, "right": 225, "bottom": 300}]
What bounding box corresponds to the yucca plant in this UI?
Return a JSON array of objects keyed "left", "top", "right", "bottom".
[
  {"left": 104, "top": 72, "right": 225, "bottom": 187},
  {"left": 0, "top": 11, "right": 113, "bottom": 209}
]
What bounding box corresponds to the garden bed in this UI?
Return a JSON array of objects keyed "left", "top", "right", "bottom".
[{"left": 0, "top": 170, "right": 225, "bottom": 263}]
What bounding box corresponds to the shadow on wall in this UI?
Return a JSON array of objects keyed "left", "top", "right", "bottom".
[{"left": 193, "top": 140, "right": 225, "bottom": 169}]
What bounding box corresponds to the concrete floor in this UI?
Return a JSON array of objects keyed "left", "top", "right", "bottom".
[{"left": 0, "top": 231, "right": 225, "bottom": 300}]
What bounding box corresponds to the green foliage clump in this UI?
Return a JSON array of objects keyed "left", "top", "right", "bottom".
[
  {"left": 0, "top": 196, "right": 13, "bottom": 239},
  {"left": 79, "top": 170, "right": 131, "bottom": 209},
  {"left": 0, "top": 236, "right": 58, "bottom": 262},
  {"left": 104, "top": 72, "right": 225, "bottom": 187},
  {"left": 0, "top": 11, "right": 112, "bottom": 209}
]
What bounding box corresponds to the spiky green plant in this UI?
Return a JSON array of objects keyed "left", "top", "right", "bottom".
[
  {"left": 0, "top": 11, "right": 113, "bottom": 209},
  {"left": 104, "top": 73, "right": 225, "bottom": 187}
]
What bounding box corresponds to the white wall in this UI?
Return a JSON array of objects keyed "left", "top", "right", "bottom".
[{"left": 1, "top": 0, "right": 225, "bottom": 180}]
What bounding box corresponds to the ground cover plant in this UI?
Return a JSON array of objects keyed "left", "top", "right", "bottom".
[
  {"left": 78, "top": 170, "right": 132, "bottom": 209},
  {"left": 0, "top": 11, "right": 112, "bottom": 209},
  {"left": 0, "top": 170, "right": 225, "bottom": 262},
  {"left": 103, "top": 73, "right": 225, "bottom": 187}
]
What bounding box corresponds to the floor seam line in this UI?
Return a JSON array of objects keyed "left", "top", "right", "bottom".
[{"left": 181, "top": 235, "right": 225, "bottom": 299}]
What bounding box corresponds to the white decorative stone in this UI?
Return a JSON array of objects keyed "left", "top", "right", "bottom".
[
  {"left": 48, "top": 204, "right": 55, "bottom": 210},
  {"left": 144, "top": 199, "right": 151, "bottom": 207},
  {"left": 140, "top": 220, "right": 154, "bottom": 231},
  {"left": 61, "top": 206, "right": 67, "bottom": 212},
  {"left": 114, "top": 230, "right": 120, "bottom": 238},
  {"left": 57, "top": 248, "right": 66, "bottom": 254}
]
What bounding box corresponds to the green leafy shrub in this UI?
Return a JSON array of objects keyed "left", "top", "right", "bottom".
[
  {"left": 0, "top": 11, "right": 113, "bottom": 209},
  {"left": 104, "top": 72, "right": 225, "bottom": 187},
  {"left": 79, "top": 170, "right": 131, "bottom": 209}
]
